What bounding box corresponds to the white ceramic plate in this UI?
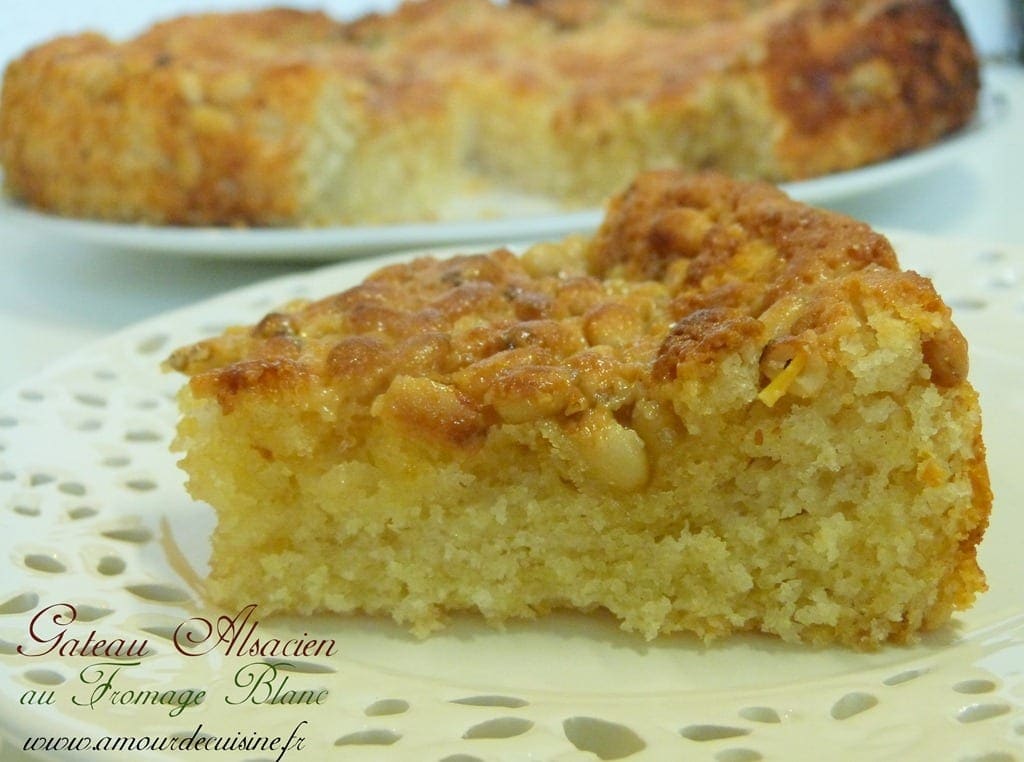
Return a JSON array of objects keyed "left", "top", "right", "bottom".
[
  {"left": 0, "top": 92, "right": 1006, "bottom": 261},
  {"left": 0, "top": 232, "right": 1022, "bottom": 761}
]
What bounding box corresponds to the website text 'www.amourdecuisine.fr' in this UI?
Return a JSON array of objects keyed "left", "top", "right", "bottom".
[{"left": 19, "top": 721, "right": 309, "bottom": 760}]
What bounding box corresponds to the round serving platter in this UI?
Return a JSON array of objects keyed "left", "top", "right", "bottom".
[{"left": 0, "top": 232, "right": 1022, "bottom": 761}]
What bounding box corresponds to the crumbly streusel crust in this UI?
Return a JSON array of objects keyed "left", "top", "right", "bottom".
[
  {"left": 167, "top": 171, "right": 991, "bottom": 648},
  {"left": 0, "top": 0, "right": 979, "bottom": 225}
]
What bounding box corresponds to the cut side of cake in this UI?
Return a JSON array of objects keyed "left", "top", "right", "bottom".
[
  {"left": 166, "top": 172, "right": 991, "bottom": 649},
  {"left": 1, "top": 0, "right": 979, "bottom": 226}
]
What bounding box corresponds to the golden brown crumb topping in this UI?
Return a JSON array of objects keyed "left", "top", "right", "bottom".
[{"left": 167, "top": 171, "right": 968, "bottom": 447}]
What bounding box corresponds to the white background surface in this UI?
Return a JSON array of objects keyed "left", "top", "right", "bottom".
[{"left": 0, "top": 1, "right": 1021, "bottom": 393}]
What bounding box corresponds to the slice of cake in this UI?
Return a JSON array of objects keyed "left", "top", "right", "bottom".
[
  {"left": 166, "top": 171, "right": 991, "bottom": 648},
  {"left": 0, "top": 0, "right": 979, "bottom": 226}
]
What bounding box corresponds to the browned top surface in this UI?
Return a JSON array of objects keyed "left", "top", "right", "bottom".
[{"left": 168, "top": 171, "right": 968, "bottom": 446}]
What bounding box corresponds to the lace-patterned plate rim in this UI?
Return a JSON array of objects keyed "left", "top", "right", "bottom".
[{"left": 0, "top": 231, "right": 1022, "bottom": 762}]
